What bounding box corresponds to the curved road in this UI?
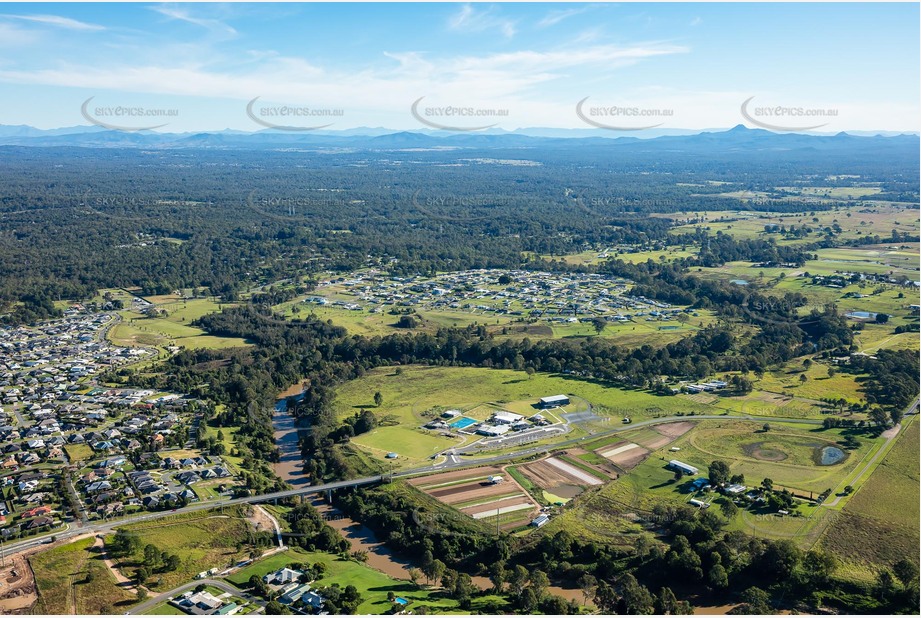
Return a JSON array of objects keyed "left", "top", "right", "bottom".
[{"left": 126, "top": 578, "right": 260, "bottom": 615}]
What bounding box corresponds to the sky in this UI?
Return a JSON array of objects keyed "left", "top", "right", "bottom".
[{"left": 0, "top": 2, "right": 918, "bottom": 133}]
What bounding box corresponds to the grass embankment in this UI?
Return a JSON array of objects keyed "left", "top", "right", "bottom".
[{"left": 31, "top": 538, "right": 137, "bottom": 615}]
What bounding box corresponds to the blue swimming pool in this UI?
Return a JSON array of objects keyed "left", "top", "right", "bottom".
[
  {"left": 395, "top": 597, "right": 409, "bottom": 605},
  {"left": 449, "top": 417, "right": 477, "bottom": 429}
]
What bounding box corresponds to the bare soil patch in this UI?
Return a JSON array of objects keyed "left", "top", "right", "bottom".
[
  {"left": 430, "top": 480, "right": 520, "bottom": 504},
  {"left": 408, "top": 466, "right": 502, "bottom": 489},
  {"left": 597, "top": 441, "right": 650, "bottom": 469},
  {"left": 521, "top": 459, "right": 587, "bottom": 490},
  {"left": 653, "top": 421, "right": 696, "bottom": 440},
  {"left": 462, "top": 496, "right": 536, "bottom": 518},
  {"left": 0, "top": 552, "right": 37, "bottom": 614}
]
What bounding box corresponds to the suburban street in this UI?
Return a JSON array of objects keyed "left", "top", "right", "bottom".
[{"left": 126, "top": 578, "right": 260, "bottom": 615}]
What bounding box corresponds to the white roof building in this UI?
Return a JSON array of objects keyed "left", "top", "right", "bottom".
[{"left": 491, "top": 411, "right": 525, "bottom": 424}]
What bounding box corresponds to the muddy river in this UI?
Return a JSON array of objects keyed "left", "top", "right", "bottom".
[{"left": 273, "top": 391, "right": 311, "bottom": 486}]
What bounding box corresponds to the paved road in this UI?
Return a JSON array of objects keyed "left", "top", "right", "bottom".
[
  {"left": 126, "top": 578, "right": 260, "bottom": 615},
  {"left": 4, "top": 405, "right": 907, "bottom": 558}
]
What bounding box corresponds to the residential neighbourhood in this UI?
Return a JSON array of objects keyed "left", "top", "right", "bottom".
[
  {"left": 0, "top": 306, "right": 241, "bottom": 540},
  {"left": 305, "top": 268, "right": 695, "bottom": 324}
]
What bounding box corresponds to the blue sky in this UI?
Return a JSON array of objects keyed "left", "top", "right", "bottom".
[{"left": 0, "top": 2, "right": 918, "bottom": 132}]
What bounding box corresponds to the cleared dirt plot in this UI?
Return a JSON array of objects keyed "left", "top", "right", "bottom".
[
  {"left": 409, "top": 467, "right": 540, "bottom": 529},
  {"left": 408, "top": 466, "right": 502, "bottom": 490},
  {"left": 653, "top": 421, "right": 697, "bottom": 440},
  {"left": 520, "top": 459, "right": 590, "bottom": 499},
  {"left": 466, "top": 496, "right": 539, "bottom": 519},
  {"left": 545, "top": 456, "right": 604, "bottom": 485},
  {"left": 430, "top": 479, "right": 519, "bottom": 504},
  {"left": 597, "top": 441, "right": 650, "bottom": 469}
]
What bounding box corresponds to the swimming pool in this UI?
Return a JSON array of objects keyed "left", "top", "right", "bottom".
[{"left": 448, "top": 417, "right": 477, "bottom": 429}]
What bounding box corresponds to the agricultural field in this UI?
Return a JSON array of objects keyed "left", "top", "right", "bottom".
[
  {"left": 31, "top": 538, "right": 138, "bottom": 615},
  {"left": 591, "top": 421, "right": 696, "bottom": 469},
  {"left": 109, "top": 296, "right": 250, "bottom": 351},
  {"left": 516, "top": 451, "right": 612, "bottom": 504},
  {"left": 820, "top": 421, "right": 920, "bottom": 583},
  {"left": 408, "top": 466, "right": 541, "bottom": 530},
  {"left": 331, "top": 365, "right": 714, "bottom": 469}
]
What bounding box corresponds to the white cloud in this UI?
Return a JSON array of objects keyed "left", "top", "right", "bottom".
[
  {"left": 149, "top": 5, "right": 236, "bottom": 36},
  {"left": 690, "top": 17, "right": 702, "bottom": 27},
  {"left": 0, "top": 13, "right": 105, "bottom": 31},
  {"left": 448, "top": 4, "right": 516, "bottom": 38},
  {"left": 537, "top": 7, "right": 590, "bottom": 28}
]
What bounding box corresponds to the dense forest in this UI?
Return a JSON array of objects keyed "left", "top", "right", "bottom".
[{"left": 0, "top": 134, "right": 917, "bottom": 322}]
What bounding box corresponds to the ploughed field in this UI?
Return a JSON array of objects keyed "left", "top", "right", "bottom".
[{"left": 408, "top": 466, "right": 540, "bottom": 529}]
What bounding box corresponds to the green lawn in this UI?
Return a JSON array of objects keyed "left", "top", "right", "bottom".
[{"left": 142, "top": 602, "right": 187, "bottom": 615}]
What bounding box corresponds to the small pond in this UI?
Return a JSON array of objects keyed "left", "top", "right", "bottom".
[{"left": 817, "top": 445, "right": 847, "bottom": 465}]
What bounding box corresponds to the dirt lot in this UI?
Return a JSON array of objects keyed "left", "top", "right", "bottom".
[
  {"left": 653, "top": 421, "right": 697, "bottom": 440},
  {"left": 408, "top": 466, "right": 502, "bottom": 489},
  {"left": 519, "top": 459, "right": 588, "bottom": 499},
  {"left": 463, "top": 495, "right": 538, "bottom": 518},
  {"left": 429, "top": 479, "right": 521, "bottom": 504},
  {"left": 411, "top": 467, "right": 540, "bottom": 529},
  {"left": 0, "top": 552, "right": 37, "bottom": 614},
  {"left": 597, "top": 441, "right": 651, "bottom": 469}
]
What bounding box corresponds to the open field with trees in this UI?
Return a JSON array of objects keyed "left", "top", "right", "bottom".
[
  {"left": 109, "top": 296, "right": 250, "bottom": 351},
  {"left": 31, "top": 538, "right": 138, "bottom": 615},
  {"left": 331, "top": 365, "right": 713, "bottom": 469},
  {"left": 103, "top": 508, "right": 259, "bottom": 592}
]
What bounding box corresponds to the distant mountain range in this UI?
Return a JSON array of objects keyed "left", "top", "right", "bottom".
[{"left": 0, "top": 123, "right": 917, "bottom": 152}]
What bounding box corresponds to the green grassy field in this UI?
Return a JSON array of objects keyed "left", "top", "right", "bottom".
[
  {"left": 544, "top": 418, "right": 888, "bottom": 551},
  {"left": 64, "top": 443, "right": 95, "bottom": 462},
  {"left": 108, "top": 509, "right": 251, "bottom": 591},
  {"left": 665, "top": 203, "right": 918, "bottom": 247},
  {"left": 819, "top": 421, "right": 920, "bottom": 582},
  {"left": 677, "top": 421, "right": 879, "bottom": 494},
  {"left": 109, "top": 297, "right": 249, "bottom": 351},
  {"left": 332, "top": 365, "right": 713, "bottom": 469},
  {"left": 31, "top": 538, "right": 138, "bottom": 615}
]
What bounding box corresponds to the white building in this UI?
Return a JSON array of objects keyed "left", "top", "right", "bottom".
[{"left": 491, "top": 411, "right": 525, "bottom": 425}]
